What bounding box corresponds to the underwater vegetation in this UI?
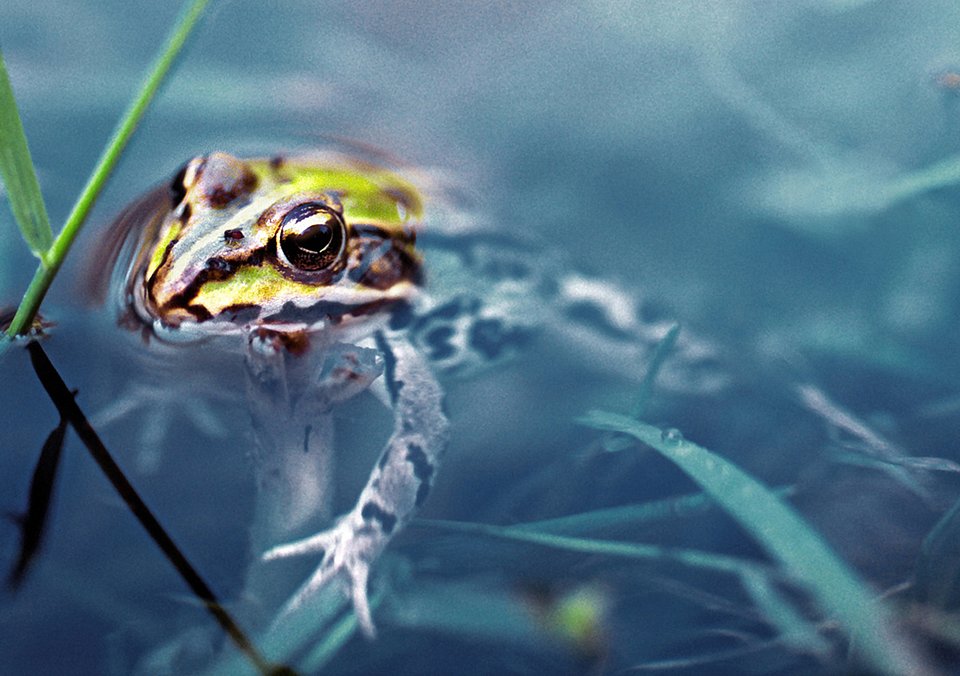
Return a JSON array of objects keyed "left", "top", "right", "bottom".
[{"left": 2, "top": 1, "right": 960, "bottom": 675}]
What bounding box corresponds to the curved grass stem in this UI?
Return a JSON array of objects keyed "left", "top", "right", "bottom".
[{"left": 4, "top": 0, "right": 209, "bottom": 339}]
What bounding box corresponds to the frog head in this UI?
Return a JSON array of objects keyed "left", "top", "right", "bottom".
[{"left": 109, "top": 152, "right": 423, "bottom": 339}]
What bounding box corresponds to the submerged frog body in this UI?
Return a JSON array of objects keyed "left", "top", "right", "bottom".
[{"left": 104, "top": 151, "right": 724, "bottom": 640}]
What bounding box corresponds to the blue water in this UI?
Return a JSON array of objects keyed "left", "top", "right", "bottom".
[{"left": 3, "top": 2, "right": 960, "bottom": 674}]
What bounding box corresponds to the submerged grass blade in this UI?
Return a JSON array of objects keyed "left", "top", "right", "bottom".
[
  {"left": 4, "top": 0, "right": 209, "bottom": 339},
  {"left": 300, "top": 589, "right": 381, "bottom": 674},
  {"left": 630, "top": 322, "right": 680, "bottom": 418},
  {"left": 386, "top": 580, "right": 540, "bottom": 645},
  {"left": 205, "top": 582, "right": 360, "bottom": 675},
  {"left": 516, "top": 486, "right": 795, "bottom": 536},
  {"left": 602, "top": 322, "right": 680, "bottom": 452},
  {"left": 578, "top": 410, "right": 924, "bottom": 675},
  {"left": 0, "top": 50, "right": 53, "bottom": 257},
  {"left": 740, "top": 568, "right": 829, "bottom": 655},
  {"left": 915, "top": 495, "right": 960, "bottom": 610},
  {"left": 886, "top": 152, "right": 960, "bottom": 206},
  {"left": 414, "top": 518, "right": 777, "bottom": 579}
]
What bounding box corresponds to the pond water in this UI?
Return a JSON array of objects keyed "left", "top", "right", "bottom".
[{"left": 2, "top": 1, "right": 960, "bottom": 674}]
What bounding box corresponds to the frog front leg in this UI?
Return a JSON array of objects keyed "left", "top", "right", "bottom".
[
  {"left": 243, "top": 330, "right": 385, "bottom": 620},
  {"left": 263, "top": 330, "right": 449, "bottom": 636}
]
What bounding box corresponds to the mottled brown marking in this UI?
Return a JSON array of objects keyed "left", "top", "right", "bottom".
[
  {"left": 0, "top": 307, "right": 53, "bottom": 336},
  {"left": 152, "top": 245, "right": 268, "bottom": 323},
  {"left": 185, "top": 304, "right": 213, "bottom": 322},
  {"left": 332, "top": 366, "right": 365, "bottom": 382},
  {"left": 143, "top": 237, "right": 181, "bottom": 314},
  {"left": 197, "top": 153, "right": 259, "bottom": 209},
  {"left": 169, "top": 162, "right": 189, "bottom": 207},
  {"left": 358, "top": 246, "right": 420, "bottom": 290},
  {"left": 250, "top": 326, "right": 311, "bottom": 356},
  {"left": 221, "top": 304, "right": 262, "bottom": 323}
]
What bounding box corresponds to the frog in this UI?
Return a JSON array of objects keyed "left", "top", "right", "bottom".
[{"left": 100, "top": 150, "right": 726, "bottom": 642}]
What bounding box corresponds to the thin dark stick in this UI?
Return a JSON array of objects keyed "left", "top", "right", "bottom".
[
  {"left": 26, "top": 340, "right": 293, "bottom": 676},
  {"left": 8, "top": 413, "right": 67, "bottom": 588}
]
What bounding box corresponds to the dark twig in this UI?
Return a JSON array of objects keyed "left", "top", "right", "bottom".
[
  {"left": 25, "top": 340, "right": 294, "bottom": 676},
  {"left": 8, "top": 412, "right": 67, "bottom": 588}
]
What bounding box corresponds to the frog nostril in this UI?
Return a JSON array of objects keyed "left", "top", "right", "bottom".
[{"left": 205, "top": 257, "right": 232, "bottom": 274}]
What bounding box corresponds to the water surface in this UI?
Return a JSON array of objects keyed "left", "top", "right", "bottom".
[{"left": 2, "top": 2, "right": 960, "bottom": 674}]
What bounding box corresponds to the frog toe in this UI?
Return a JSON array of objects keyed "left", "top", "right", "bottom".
[
  {"left": 262, "top": 530, "right": 331, "bottom": 560},
  {"left": 346, "top": 559, "right": 375, "bottom": 637},
  {"left": 265, "top": 524, "right": 378, "bottom": 638}
]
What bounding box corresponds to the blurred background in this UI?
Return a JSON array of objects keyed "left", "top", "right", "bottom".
[{"left": 2, "top": 1, "right": 960, "bottom": 673}]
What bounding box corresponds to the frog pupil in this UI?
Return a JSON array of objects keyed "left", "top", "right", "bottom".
[
  {"left": 294, "top": 222, "right": 332, "bottom": 253},
  {"left": 279, "top": 203, "right": 344, "bottom": 271}
]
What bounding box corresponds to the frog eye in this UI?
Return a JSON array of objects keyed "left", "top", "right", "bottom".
[{"left": 277, "top": 202, "right": 346, "bottom": 271}]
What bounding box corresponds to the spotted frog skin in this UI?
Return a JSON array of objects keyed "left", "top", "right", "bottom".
[{"left": 105, "top": 151, "right": 724, "bottom": 639}]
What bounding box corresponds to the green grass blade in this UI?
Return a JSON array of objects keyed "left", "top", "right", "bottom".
[
  {"left": 205, "top": 582, "right": 357, "bottom": 675},
  {"left": 740, "top": 568, "right": 829, "bottom": 655},
  {"left": 915, "top": 495, "right": 960, "bottom": 610},
  {"left": 3, "top": 0, "right": 209, "bottom": 340},
  {"left": 516, "top": 486, "right": 795, "bottom": 536},
  {"left": 414, "top": 518, "right": 777, "bottom": 579},
  {"left": 602, "top": 322, "right": 680, "bottom": 452},
  {"left": 578, "top": 410, "right": 925, "bottom": 675},
  {"left": 386, "top": 580, "right": 539, "bottom": 644},
  {"left": 299, "top": 613, "right": 360, "bottom": 674},
  {"left": 630, "top": 322, "right": 680, "bottom": 418},
  {"left": 515, "top": 490, "right": 722, "bottom": 534},
  {"left": 886, "top": 152, "right": 960, "bottom": 206},
  {"left": 0, "top": 50, "right": 53, "bottom": 257}
]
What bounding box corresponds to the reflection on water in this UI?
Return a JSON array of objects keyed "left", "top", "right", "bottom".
[{"left": 3, "top": 1, "right": 960, "bottom": 674}]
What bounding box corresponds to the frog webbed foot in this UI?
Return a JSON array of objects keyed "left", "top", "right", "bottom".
[{"left": 263, "top": 512, "right": 380, "bottom": 637}]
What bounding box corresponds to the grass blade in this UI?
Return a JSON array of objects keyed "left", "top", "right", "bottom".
[
  {"left": 915, "top": 495, "right": 960, "bottom": 610},
  {"left": 740, "top": 568, "right": 829, "bottom": 655},
  {"left": 514, "top": 486, "right": 795, "bottom": 536},
  {"left": 630, "top": 322, "right": 680, "bottom": 418},
  {"left": 578, "top": 410, "right": 926, "bottom": 675},
  {"left": 4, "top": 0, "right": 210, "bottom": 339},
  {"left": 414, "top": 518, "right": 777, "bottom": 579},
  {"left": 0, "top": 50, "right": 53, "bottom": 257}
]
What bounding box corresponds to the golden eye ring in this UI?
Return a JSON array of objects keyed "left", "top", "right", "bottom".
[{"left": 276, "top": 202, "right": 346, "bottom": 271}]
